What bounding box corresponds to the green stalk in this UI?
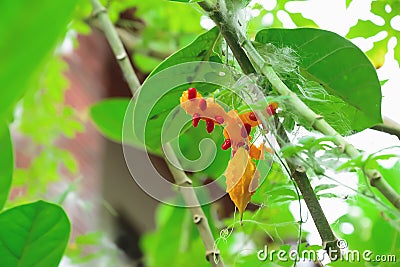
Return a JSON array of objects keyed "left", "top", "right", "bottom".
[
  {"left": 198, "top": 0, "right": 341, "bottom": 255},
  {"left": 242, "top": 40, "right": 400, "bottom": 210},
  {"left": 89, "top": 1, "right": 224, "bottom": 265},
  {"left": 199, "top": 0, "right": 400, "bottom": 211},
  {"left": 164, "top": 143, "right": 224, "bottom": 266},
  {"left": 90, "top": 0, "right": 140, "bottom": 94}
]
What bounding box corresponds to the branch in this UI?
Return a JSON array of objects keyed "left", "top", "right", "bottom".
[
  {"left": 90, "top": 0, "right": 140, "bottom": 94},
  {"left": 372, "top": 116, "right": 400, "bottom": 139},
  {"left": 273, "top": 121, "right": 339, "bottom": 254},
  {"left": 198, "top": 0, "right": 340, "bottom": 255},
  {"left": 164, "top": 143, "right": 224, "bottom": 266},
  {"left": 89, "top": 1, "right": 224, "bottom": 265},
  {"left": 242, "top": 41, "right": 400, "bottom": 210},
  {"left": 198, "top": 1, "right": 255, "bottom": 75},
  {"left": 199, "top": 0, "right": 400, "bottom": 211}
]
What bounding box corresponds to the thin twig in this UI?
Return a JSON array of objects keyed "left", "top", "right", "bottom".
[
  {"left": 90, "top": 0, "right": 140, "bottom": 94},
  {"left": 164, "top": 143, "right": 224, "bottom": 267},
  {"left": 372, "top": 116, "right": 400, "bottom": 139},
  {"left": 89, "top": 0, "right": 224, "bottom": 265}
]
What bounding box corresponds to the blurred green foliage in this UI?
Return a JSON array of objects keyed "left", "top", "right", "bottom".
[{"left": 348, "top": 0, "right": 400, "bottom": 68}]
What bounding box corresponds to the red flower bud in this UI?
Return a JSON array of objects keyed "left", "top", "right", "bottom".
[
  {"left": 188, "top": 87, "right": 197, "bottom": 100},
  {"left": 241, "top": 123, "right": 251, "bottom": 138},
  {"left": 249, "top": 112, "right": 257, "bottom": 121},
  {"left": 215, "top": 115, "right": 224, "bottom": 124},
  {"left": 199, "top": 98, "right": 207, "bottom": 111},
  {"left": 221, "top": 139, "right": 231, "bottom": 150},
  {"left": 266, "top": 105, "right": 276, "bottom": 116},
  {"left": 192, "top": 113, "right": 200, "bottom": 127},
  {"left": 206, "top": 119, "right": 214, "bottom": 133}
]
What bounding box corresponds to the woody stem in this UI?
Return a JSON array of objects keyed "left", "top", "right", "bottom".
[
  {"left": 199, "top": 0, "right": 340, "bottom": 255},
  {"left": 90, "top": 0, "right": 224, "bottom": 265}
]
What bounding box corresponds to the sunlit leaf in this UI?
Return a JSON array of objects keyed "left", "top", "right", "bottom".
[
  {"left": 256, "top": 28, "right": 382, "bottom": 134},
  {"left": 0, "top": 0, "right": 78, "bottom": 121},
  {"left": 347, "top": 1, "right": 400, "bottom": 66}
]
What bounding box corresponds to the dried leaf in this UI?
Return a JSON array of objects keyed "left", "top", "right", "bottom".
[{"left": 224, "top": 148, "right": 260, "bottom": 218}]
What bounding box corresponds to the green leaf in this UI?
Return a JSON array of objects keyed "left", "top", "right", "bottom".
[
  {"left": 288, "top": 13, "right": 318, "bottom": 28},
  {"left": 255, "top": 28, "right": 382, "bottom": 134},
  {"left": 331, "top": 196, "right": 400, "bottom": 267},
  {"left": 148, "top": 26, "right": 221, "bottom": 77},
  {"left": 168, "top": 0, "right": 202, "bottom": 2},
  {"left": 0, "top": 0, "right": 78, "bottom": 120},
  {"left": 347, "top": 20, "right": 383, "bottom": 39},
  {"left": 280, "top": 145, "right": 305, "bottom": 158},
  {"left": 178, "top": 122, "right": 230, "bottom": 178},
  {"left": 90, "top": 98, "right": 130, "bottom": 143},
  {"left": 133, "top": 53, "right": 163, "bottom": 73},
  {"left": 133, "top": 27, "right": 223, "bottom": 150},
  {"left": 346, "top": 0, "right": 352, "bottom": 8},
  {"left": 90, "top": 98, "right": 160, "bottom": 154},
  {"left": 347, "top": 21, "right": 388, "bottom": 68},
  {"left": 0, "top": 123, "right": 13, "bottom": 210},
  {"left": 0, "top": 201, "right": 70, "bottom": 267},
  {"left": 348, "top": 1, "right": 400, "bottom": 66}
]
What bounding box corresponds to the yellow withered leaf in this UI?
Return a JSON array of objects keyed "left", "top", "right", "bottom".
[{"left": 224, "top": 148, "right": 260, "bottom": 220}]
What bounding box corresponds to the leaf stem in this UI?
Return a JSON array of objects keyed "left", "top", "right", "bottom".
[
  {"left": 372, "top": 116, "right": 400, "bottom": 140},
  {"left": 89, "top": 1, "right": 224, "bottom": 265}
]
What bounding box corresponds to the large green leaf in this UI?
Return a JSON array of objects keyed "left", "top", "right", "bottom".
[
  {"left": 148, "top": 26, "right": 221, "bottom": 77},
  {"left": 255, "top": 28, "right": 382, "bottom": 134},
  {"left": 0, "top": 123, "right": 13, "bottom": 210},
  {"left": 0, "top": 201, "right": 70, "bottom": 267},
  {"left": 133, "top": 27, "right": 224, "bottom": 150},
  {"left": 178, "top": 121, "right": 230, "bottom": 178},
  {"left": 0, "top": 0, "right": 78, "bottom": 120},
  {"left": 90, "top": 98, "right": 131, "bottom": 142},
  {"left": 90, "top": 98, "right": 162, "bottom": 155}
]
